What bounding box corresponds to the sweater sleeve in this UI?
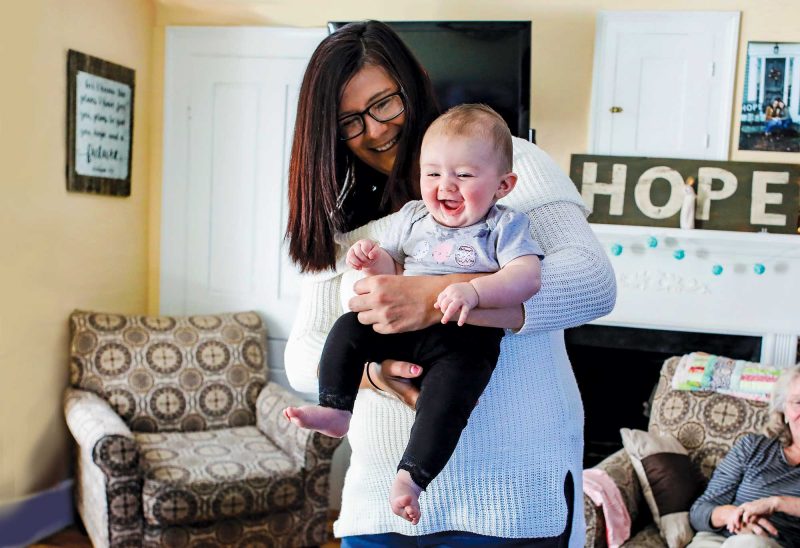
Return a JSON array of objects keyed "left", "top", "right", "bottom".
[
  {"left": 501, "top": 138, "right": 616, "bottom": 335},
  {"left": 284, "top": 214, "right": 397, "bottom": 396},
  {"left": 283, "top": 271, "right": 343, "bottom": 396},
  {"left": 689, "top": 436, "right": 752, "bottom": 534},
  {"left": 514, "top": 201, "right": 616, "bottom": 334}
]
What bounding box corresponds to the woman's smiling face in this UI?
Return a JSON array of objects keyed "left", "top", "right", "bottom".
[{"left": 338, "top": 64, "right": 406, "bottom": 175}]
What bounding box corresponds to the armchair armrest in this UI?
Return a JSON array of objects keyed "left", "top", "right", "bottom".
[
  {"left": 64, "top": 388, "right": 143, "bottom": 546},
  {"left": 256, "top": 382, "right": 343, "bottom": 466},
  {"left": 584, "top": 449, "right": 645, "bottom": 548},
  {"left": 64, "top": 387, "right": 139, "bottom": 477}
]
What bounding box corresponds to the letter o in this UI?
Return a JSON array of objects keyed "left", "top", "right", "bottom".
[{"left": 634, "top": 167, "right": 685, "bottom": 219}]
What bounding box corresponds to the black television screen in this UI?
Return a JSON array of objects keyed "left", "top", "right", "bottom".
[{"left": 328, "top": 21, "right": 532, "bottom": 139}]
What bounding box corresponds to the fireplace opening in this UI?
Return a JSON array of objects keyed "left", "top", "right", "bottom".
[{"left": 566, "top": 325, "right": 762, "bottom": 467}]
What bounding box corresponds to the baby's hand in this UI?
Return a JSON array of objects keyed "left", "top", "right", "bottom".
[
  {"left": 434, "top": 282, "right": 479, "bottom": 326},
  {"left": 347, "top": 239, "right": 380, "bottom": 270}
]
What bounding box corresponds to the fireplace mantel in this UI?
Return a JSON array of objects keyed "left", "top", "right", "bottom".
[{"left": 589, "top": 224, "right": 800, "bottom": 365}]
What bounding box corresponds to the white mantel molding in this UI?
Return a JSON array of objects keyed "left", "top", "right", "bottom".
[{"left": 589, "top": 224, "right": 800, "bottom": 365}]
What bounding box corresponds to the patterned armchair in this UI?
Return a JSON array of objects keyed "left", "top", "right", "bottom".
[
  {"left": 64, "top": 310, "right": 341, "bottom": 548},
  {"left": 584, "top": 356, "right": 770, "bottom": 547}
]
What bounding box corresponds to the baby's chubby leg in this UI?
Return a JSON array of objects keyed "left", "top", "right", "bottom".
[
  {"left": 282, "top": 406, "right": 351, "bottom": 438},
  {"left": 389, "top": 469, "right": 423, "bottom": 525}
]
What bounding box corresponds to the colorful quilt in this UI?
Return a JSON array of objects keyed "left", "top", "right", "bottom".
[{"left": 671, "top": 352, "right": 786, "bottom": 402}]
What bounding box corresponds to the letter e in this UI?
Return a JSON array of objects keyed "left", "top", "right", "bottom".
[{"left": 751, "top": 171, "right": 789, "bottom": 226}]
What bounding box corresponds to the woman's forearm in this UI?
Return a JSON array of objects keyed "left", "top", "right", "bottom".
[
  {"left": 514, "top": 202, "right": 616, "bottom": 335},
  {"left": 775, "top": 495, "right": 800, "bottom": 517},
  {"left": 430, "top": 273, "right": 525, "bottom": 329},
  {"left": 350, "top": 272, "right": 523, "bottom": 333},
  {"left": 465, "top": 305, "right": 524, "bottom": 330}
]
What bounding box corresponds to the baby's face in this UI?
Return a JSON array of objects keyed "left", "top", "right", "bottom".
[{"left": 419, "top": 132, "right": 512, "bottom": 228}]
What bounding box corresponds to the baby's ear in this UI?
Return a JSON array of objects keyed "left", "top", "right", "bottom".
[{"left": 494, "top": 172, "right": 518, "bottom": 200}]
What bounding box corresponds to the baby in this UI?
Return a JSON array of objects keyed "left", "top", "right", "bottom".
[{"left": 284, "top": 104, "right": 543, "bottom": 525}]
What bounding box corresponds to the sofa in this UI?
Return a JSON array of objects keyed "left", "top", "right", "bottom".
[
  {"left": 584, "top": 356, "right": 770, "bottom": 547},
  {"left": 64, "top": 310, "right": 342, "bottom": 547}
]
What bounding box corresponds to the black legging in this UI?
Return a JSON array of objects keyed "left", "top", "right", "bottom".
[{"left": 318, "top": 311, "right": 503, "bottom": 489}]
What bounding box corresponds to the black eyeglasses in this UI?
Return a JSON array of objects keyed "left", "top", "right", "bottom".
[{"left": 337, "top": 92, "right": 405, "bottom": 140}]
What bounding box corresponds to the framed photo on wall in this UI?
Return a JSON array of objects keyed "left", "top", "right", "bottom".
[
  {"left": 66, "top": 50, "right": 135, "bottom": 196},
  {"left": 739, "top": 41, "right": 800, "bottom": 153}
]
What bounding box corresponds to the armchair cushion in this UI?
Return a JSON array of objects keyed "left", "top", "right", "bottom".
[
  {"left": 137, "top": 427, "right": 303, "bottom": 526},
  {"left": 648, "top": 356, "right": 769, "bottom": 479},
  {"left": 627, "top": 524, "right": 667, "bottom": 547},
  {"left": 69, "top": 310, "right": 267, "bottom": 432}
]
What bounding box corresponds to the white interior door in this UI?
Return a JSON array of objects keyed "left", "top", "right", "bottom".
[
  {"left": 160, "top": 27, "right": 326, "bottom": 387},
  {"left": 590, "top": 11, "right": 740, "bottom": 160}
]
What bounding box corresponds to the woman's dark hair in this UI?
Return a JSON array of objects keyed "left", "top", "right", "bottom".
[{"left": 286, "top": 20, "right": 439, "bottom": 272}]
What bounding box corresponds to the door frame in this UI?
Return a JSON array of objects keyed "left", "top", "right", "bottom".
[{"left": 588, "top": 11, "right": 740, "bottom": 160}]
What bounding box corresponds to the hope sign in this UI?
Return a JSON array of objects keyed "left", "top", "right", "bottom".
[{"left": 569, "top": 155, "right": 800, "bottom": 234}]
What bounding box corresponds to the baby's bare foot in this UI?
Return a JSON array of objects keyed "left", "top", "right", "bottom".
[
  {"left": 390, "top": 469, "right": 423, "bottom": 525},
  {"left": 282, "top": 406, "right": 351, "bottom": 438}
]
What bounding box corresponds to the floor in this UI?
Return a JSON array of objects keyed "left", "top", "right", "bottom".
[{"left": 31, "top": 515, "right": 342, "bottom": 547}]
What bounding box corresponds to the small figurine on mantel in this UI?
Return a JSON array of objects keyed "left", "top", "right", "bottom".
[{"left": 680, "top": 176, "right": 696, "bottom": 229}]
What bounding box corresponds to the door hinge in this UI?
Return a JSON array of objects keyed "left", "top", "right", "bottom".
[
  {"left": 706, "top": 134, "right": 711, "bottom": 148},
  {"left": 710, "top": 62, "right": 716, "bottom": 77}
]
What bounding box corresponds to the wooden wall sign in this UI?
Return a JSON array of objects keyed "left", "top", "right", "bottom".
[
  {"left": 66, "top": 50, "right": 135, "bottom": 196},
  {"left": 570, "top": 155, "right": 800, "bottom": 234}
]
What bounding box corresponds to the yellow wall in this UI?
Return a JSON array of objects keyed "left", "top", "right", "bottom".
[
  {"left": 0, "top": 0, "right": 154, "bottom": 502},
  {"left": 148, "top": 0, "right": 800, "bottom": 311}
]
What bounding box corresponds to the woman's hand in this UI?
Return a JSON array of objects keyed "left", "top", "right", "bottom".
[
  {"left": 365, "top": 360, "right": 423, "bottom": 409},
  {"left": 725, "top": 505, "right": 745, "bottom": 534},
  {"left": 737, "top": 518, "right": 779, "bottom": 538},
  {"left": 740, "top": 497, "right": 780, "bottom": 523},
  {"left": 349, "top": 275, "right": 453, "bottom": 334}
]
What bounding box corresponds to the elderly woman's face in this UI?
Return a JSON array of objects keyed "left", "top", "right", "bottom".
[
  {"left": 338, "top": 64, "right": 406, "bottom": 175},
  {"left": 786, "top": 377, "right": 800, "bottom": 433}
]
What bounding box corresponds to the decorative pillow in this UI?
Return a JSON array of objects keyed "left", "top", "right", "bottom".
[
  {"left": 620, "top": 428, "right": 706, "bottom": 548},
  {"left": 671, "top": 352, "right": 785, "bottom": 402}
]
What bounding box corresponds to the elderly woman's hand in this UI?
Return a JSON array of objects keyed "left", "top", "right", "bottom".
[
  {"left": 737, "top": 518, "right": 779, "bottom": 538},
  {"left": 741, "top": 497, "right": 780, "bottom": 522},
  {"left": 725, "top": 505, "right": 745, "bottom": 534}
]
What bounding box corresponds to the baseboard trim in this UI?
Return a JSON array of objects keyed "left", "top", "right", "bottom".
[{"left": 0, "top": 479, "right": 74, "bottom": 548}]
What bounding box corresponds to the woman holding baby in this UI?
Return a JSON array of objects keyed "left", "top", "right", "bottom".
[{"left": 284, "top": 20, "right": 616, "bottom": 547}]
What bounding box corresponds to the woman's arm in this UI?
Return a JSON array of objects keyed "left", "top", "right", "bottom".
[
  {"left": 349, "top": 200, "right": 615, "bottom": 334},
  {"left": 514, "top": 200, "right": 616, "bottom": 334},
  {"left": 772, "top": 495, "right": 800, "bottom": 517},
  {"left": 689, "top": 438, "right": 751, "bottom": 533},
  {"left": 284, "top": 272, "right": 343, "bottom": 395}
]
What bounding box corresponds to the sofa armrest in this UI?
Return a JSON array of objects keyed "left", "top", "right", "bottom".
[
  {"left": 584, "top": 448, "right": 646, "bottom": 547},
  {"left": 584, "top": 494, "right": 607, "bottom": 548},
  {"left": 64, "top": 388, "right": 139, "bottom": 477},
  {"left": 256, "top": 382, "right": 343, "bottom": 466}
]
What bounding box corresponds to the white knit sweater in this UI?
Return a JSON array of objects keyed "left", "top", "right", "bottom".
[{"left": 284, "top": 138, "right": 616, "bottom": 544}]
